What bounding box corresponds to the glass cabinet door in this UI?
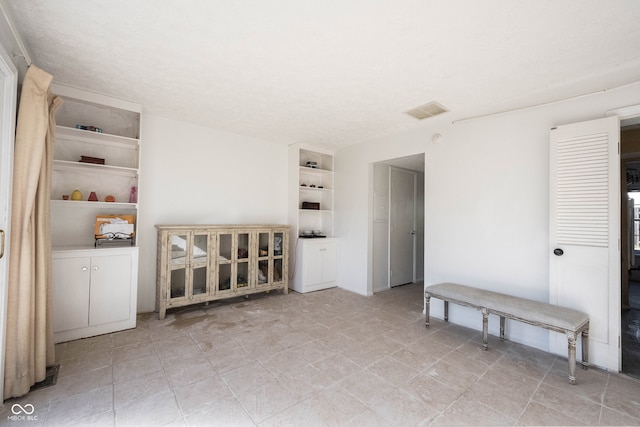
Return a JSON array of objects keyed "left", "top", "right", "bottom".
[
  {"left": 217, "top": 233, "right": 233, "bottom": 292},
  {"left": 255, "top": 230, "right": 286, "bottom": 286},
  {"left": 273, "top": 231, "right": 285, "bottom": 284},
  {"left": 257, "top": 231, "right": 271, "bottom": 286},
  {"left": 216, "top": 231, "right": 254, "bottom": 293},
  {"left": 236, "top": 232, "right": 250, "bottom": 289},
  {"left": 169, "top": 232, "right": 210, "bottom": 299},
  {"left": 169, "top": 234, "right": 188, "bottom": 299},
  {"left": 191, "top": 233, "right": 209, "bottom": 296}
]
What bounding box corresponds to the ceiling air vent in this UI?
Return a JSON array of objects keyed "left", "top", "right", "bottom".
[{"left": 405, "top": 101, "right": 448, "bottom": 120}]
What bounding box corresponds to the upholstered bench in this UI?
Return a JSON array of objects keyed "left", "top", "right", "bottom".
[{"left": 424, "top": 282, "right": 589, "bottom": 385}]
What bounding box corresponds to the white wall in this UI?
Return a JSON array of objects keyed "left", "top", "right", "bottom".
[
  {"left": 137, "top": 114, "right": 288, "bottom": 312},
  {"left": 335, "top": 82, "right": 640, "bottom": 352}
]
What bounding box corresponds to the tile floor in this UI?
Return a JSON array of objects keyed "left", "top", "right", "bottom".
[{"left": 2, "top": 282, "right": 640, "bottom": 426}]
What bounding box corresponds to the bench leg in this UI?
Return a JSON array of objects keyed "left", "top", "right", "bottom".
[
  {"left": 482, "top": 308, "right": 489, "bottom": 351},
  {"left": 500, "top": 316, "right": 505, "bottom": 341},
  {"left": 581, "top": 327, "right": 589, "bottom": 370},
  {"left": 444, "top": 301, "right": 449, "bottom": 322},
  {"left": 425, "top": 294, "right": 431, "bottom": 328},
  {"left": 567, "top": 331, "right": 577, "bottom": 385}
]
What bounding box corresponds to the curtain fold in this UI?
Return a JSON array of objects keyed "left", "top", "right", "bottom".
[{"left": 4, "top": 65, "right": 61, "bottom": 398}]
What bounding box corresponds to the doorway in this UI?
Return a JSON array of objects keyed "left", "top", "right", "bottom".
[
  {"left": 0, "top": 42, "right": 18, "bottom": 403},
  {"left": 621, "top": 123, "right": 640, "bottom": 380},
  {"left": 370, "top": 154, "right": 424, "bottom": 294},
  {"left": 389, "top": 167, "right": 416, "bottom": 287}
]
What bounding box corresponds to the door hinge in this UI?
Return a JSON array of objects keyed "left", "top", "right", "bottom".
[{"left": 619, "top": 335, "right": 621, "bottom": 348}]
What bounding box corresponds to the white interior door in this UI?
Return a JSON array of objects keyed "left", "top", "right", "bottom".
[
  {"left": 0, "top": 43, "right": 17, "bottom": 404},
  {"left": 389, "top": 167, "right": 416, "bottom": 287},
  {"left": 549, "top": 116, "right": 620, "bottom": 371}
]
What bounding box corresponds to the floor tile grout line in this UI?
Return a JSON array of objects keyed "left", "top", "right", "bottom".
[
  {"left": 596, "top": 371, "right": 609, "bottom": 426},
  {"left": 26, "top": 284, "right": 640, "bottom": 426},
  {"left": 217, "top": 366, "right": 262, "bottom": 426}
]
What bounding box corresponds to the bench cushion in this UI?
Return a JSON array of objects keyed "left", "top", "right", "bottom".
[{"left": 426, "top": 283, "right": 589, "bottom": 331}]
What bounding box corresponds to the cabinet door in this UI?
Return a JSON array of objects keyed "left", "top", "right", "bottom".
[
  {"left": 191, "top": 232, "right": 210, "bottom": 297},
  {"left": 168, "top": 233, "right": 189, "bottom": 300},
  {"left": 52, "top": 257, "right": 91, "bottom": 332},
  {"left": 256, "top": 231, "right": 272, "bottom": 286},
  {"left": 216, "top": 232, "right": 233, "bottom": 293},
  {"left": 273, "top": 230, "right": 285, "bottom": 284},
  {"left": 320, "top": 241, "right": 337, "bottom": 283},
  {"left": 89, "top": 254, "right": 132, "bottom": 325},
  {"left": 236, "top": 231, "right": 251, "bottom": 290},
  {"left": 216, "top": 231, "right": 253, "bottom": 293},
  {"left": 303, "top": 241, "right": 336, "bottom": 286}
]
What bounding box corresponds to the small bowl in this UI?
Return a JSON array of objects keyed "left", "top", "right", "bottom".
[
  {"left": 302, "top": 230, "right": 312, "bottom": 235},
  {"left": 312, "top": 230, "right": 322, "bottom": 235}
]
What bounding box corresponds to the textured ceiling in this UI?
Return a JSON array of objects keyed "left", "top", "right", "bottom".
[{"left": 3, "top": 0, "right": 640, "bottom": 149}]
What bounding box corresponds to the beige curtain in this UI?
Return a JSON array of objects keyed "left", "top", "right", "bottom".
[{"left": 4, "top": 65, "right": 62, "bottom": 398}]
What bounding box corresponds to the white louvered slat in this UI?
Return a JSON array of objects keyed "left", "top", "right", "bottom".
[{"left": 555, "top": 132, "right": 608, "bottom": 247}]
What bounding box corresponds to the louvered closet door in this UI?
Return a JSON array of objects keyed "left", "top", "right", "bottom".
[{"left": 549, "top": 116, "right": 620, "bottom": 371}]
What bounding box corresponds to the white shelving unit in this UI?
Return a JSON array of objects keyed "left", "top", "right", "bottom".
[
  {"left": 288, "top": 144, "right": 337, "bottom": 293},
  {"left": 50, "top": 83, "right": 140, "bottom": 342}
]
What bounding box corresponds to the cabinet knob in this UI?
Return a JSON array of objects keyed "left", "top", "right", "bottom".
[
  {"left": 93, "top": 266, "right": 99, "bottom": 271},
  {"left": 81, "top": 267, "right": 88, "bottom": 271}
]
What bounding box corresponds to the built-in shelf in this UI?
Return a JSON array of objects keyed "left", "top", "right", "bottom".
[
  {"left": 50, "top": 83, "right": 140, "bottom": 344},
  {"left": 299, "top": 166, "right": 333, "bottom": 175},
  {"left": 53, "top": 160, "right": 138, "bottom": 177},
  {"left": 51, "top": 83, "right": 141, "bottom": 248},
  {"left": 57, "top": 125, "right": 139, "bottom": 148},
  {"left": 299, "top": 187, "right": 332, "bottom": 192},
  {"left": 51, "top": 200, "right": 137, "bottom": 209},
  {"left": 288, "top": 145, "right": 337, "bottom": 293}
]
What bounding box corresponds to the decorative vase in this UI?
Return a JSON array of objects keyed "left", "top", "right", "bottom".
[{"left": 71, "top": 190, "right": 82, "bottom": 201}]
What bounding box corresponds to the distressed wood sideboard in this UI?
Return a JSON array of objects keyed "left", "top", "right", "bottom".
[{"left": 156, "top": 224, "right": 289, "bottom": 319}]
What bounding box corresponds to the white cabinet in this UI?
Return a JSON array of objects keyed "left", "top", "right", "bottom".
[
  {"left": 50, "top": 84, "right": 141, "bottom": 342},
  {"left": 296, "top": 239, "right": 337, "bottom": 293},
  {"left": 52, "top": 248, "right": 138, "bottom": 343},
  {"left": 288, "top": 145, "right": 338, "bottom": 293}
]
